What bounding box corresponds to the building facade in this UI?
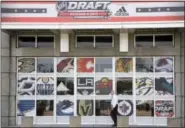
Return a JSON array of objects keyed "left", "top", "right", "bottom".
[{"left": 0, "top": 1, "right": 184, "bottom": 127}]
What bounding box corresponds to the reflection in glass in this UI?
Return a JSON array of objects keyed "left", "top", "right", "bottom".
[
  {"left": 96, "top": 100, "right": 111, "bottom": 116},
  {"left": 136, "top": 58, "right": 153, "bottom": 72},
  {"left": 36, "top": 100, "right": 53, "bottom": 116},
  {"left": 95, "top": 58, "right": 112, "bottom": 72},
  {"left": 37, "top": 58, "right": 54, "bottom": 73},
  {"left": 136, "top": 100, "right": 154, "bottom": 116},
  {"left": 116, "top": 77, "right": 132, "bottom": 95}
]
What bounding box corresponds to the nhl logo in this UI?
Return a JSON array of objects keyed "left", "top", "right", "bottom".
[{"left": 56, "top": 1, "right": 68, "bottom": 12}]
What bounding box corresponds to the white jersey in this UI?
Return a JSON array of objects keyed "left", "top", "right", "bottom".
[{"left": 111, "top": 94, "right": 118, "bottom": 108}]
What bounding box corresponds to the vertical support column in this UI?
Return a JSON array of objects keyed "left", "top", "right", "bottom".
[
  {"left": 119, "top": 32, "right": 128, "bottom": 52},
  {"left": 60, "top": 33, "right": 69, "bottom": 52}
]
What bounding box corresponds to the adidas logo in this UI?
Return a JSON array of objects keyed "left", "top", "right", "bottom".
[{"left": 115, "top": 6, "right": 129, "bottom": 16}]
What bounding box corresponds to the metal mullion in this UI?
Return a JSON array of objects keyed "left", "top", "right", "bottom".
[{"left": 133, "top": 57, "right": 136, "bottom": 125}]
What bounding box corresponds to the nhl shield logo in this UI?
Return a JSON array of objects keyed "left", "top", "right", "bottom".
[{"left": 56, "top": 1, "right": 68, "bottom": 12}]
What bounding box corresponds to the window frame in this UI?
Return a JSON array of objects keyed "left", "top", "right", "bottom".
[
  {"left": 134, "top": 34, "right": 154, "bottom": 47},
  {"left": 36, "top": 35, "right": 55, "bottom": 48},
  {"left": 17, "top": 35, "right": 37, "bottom": 48},
  {"left": 154, "top": 34, "right": 174, "bottom": 47}
]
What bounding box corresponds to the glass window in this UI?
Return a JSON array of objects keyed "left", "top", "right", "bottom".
[
  {"left": 95, "top": 58, "right": 112, "bottom": 72},
  {"left": 77, "top": 58, "right": 94, "bottom": 73},
  {"left": 155, "top": 57, "right": 173, "bottom": 72},
  {"left": 18, "top": 36, "right": 36, "bottom": 47},
  {"left": 56, "top": 99, "right": 74, "bottom": 116},
  {"left": 96, "top": 100, "right": 111, "bottom": 116},
  {"left": 36, "top": 77, "right": 54, "bottom": 95},
  {"left": 17, "top": 100, "right": 35, "bottom": 116},
  {"left": 95, "top": 36, "right": 113, "bottom": 48},
  {"left": 155, "top": 35, "right": 173, "bottom": 46},
  {"left": 37, "top": 58, "right": 54, "bottom": 73},
  {"left": 36, "top": 100, "right": 54, "bottom": 116},
  {"left": 37, "top": 36, "right": 54, "bottom": 48},
  {"left": 116, "top": 77, "right": 132, "bottom": 95},
  {"left": 118, "top": 100, "right": 133, "bottom": 116},
  {"left": 116, "top": 58, "right": 133, "bottom": 73},
  {"left": 95, "top": 77, "right": 112, "bottom": 95},
  {"left": 77, "top": 100, "right": 94, "bottom": 116},
  {"left": 76, "top": 36, "right": 94, "bottom": 48},
  {"left": 136, "top": 58, "right": 153, "bottom": 72},
  {"left": 57, "top": 77, "right": 74, "bottom": 95},
  {"left": 136, "top": 100, "right": 154, "bottom": 116},
  {"left": 77, "top": 77, "right": 94, "bottom": 95},
  {"left": 18, "top": 58, "right": 35, "bottom": 73},
  {"left": 135, "top": 35, "right": 153, "bottom": 47},
  {"left": 57, "top": 58, "right": 74, "bottom": 73}
]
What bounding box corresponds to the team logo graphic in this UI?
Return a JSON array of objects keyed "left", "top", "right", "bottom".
[
  {"left": 77, "top": 58, "right": 94, "bottom": 72},
  {"left": 155, "top": 57, "right": 173, "bottom": 72},
  {"left": 136, "top": 77, "right": 154, "bottom": 96},
  {"left": 77, "top": 100, "right": 93, "bottom": 116},
  {"left": 118, "top": 100, "right": 133, "bottom": 116},
  {"left": 155, "top": 100, "right": 174, "bottom": 117},
  {"left": 155, "top": 77, "right": 173, "bottom": 95},
  {"left": 57, "top": 100, "right": 74, "bottom": 116},
  {"left": 116, "top": 77, "right": 133, "bottom": 95},
  {"left": 18, "top": 77, "right": 35, "bottom": 95},
  {"left": 56, "top": 1, "right": 111, "bottom": 19},
  {"left": 17, "top": 100, "right": 35, "bottom": 116},
  {"left": 77, "top": 89, "right": 94, "bottom": 95},
  {"left": 116, "top": 58, "right": 133, "bottom": 73},
  {"left": 57, "top": 77, "right": 74, "bottom": 95},
  {"left": 37, "top": 77, "right": 54, "bottom": 95},
  {"left": 115, "top": 6, "right": 129, "bottom": 16},
  {"left": 95, "top": 77, "right": 112, "bottom": 95},
  {"left": 18, "top": 58, "right": 35, "bottom": 73},
  {"left": 57, "top": 58, "right": 74, "bottom": 73}
]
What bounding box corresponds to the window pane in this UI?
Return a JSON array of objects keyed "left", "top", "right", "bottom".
[
  {"left": 135, "top": 36, "right": 153, "bottom": 47},
  {"left": 95, "top": 36, "right": 113, "bottom": 48},
  {"left": 96, "top": 100, "right": 111, "bottom": 116},
  {"left": 37, "top": 36, "right": 54, "bottom": 48},
  {"left": 77, "top": 36, "right": 94, "bottom": 48},
  {"left": 116, "top": 77, "right": 132, "bottom": 95},
  {"left": 155, "top": 57, "right": 173, "bottom": 72},
  {"left": 77, "top": 58, "right": 94, "bottom": 73},
  {"left": 57, "top": 58, "right": 74, "bottom": 73},
  {"left": 77, "top": 100, "right": 94, "bottom": 116},
  {"left": 57, "top": 77, "right": 74, "bottom": 95},
  {"left": 116, "top": 58, "right": 133, "bottom": 73},
  {"left": 77, "top": 77, "right": 94, "bottom": 95},
  {"left": 37, "top": 58, "right": 54, "bottom": 73},
  {"left": 136, "top": 58, "right": 153, "bottom": 72},
  {"left": 155, "top": 77, "right": 173, "bottom": 96},
  {"left": 56, "top": 99, "right": 74, "bottom": 116},
  {"left": 118, "top": 100, "right": 133, "bottom": 116},
  {"left": 18, "top": 36, "right": 36, "bottom": 47},
  {"left": 135, "top": 77, "right": 154, "bottom": 96},
  {"left": 95, "top": 77, "right": 112, "bottom": 95},
  {"left": 17, "top": 100, "right": 35, "bottom": 116},
  {"left": 155, "top": 35, "right": 173, "bottom": 46},
  {"left": 18, "top": 58, "right": 35, "bottom": 73},
  {"left": 36, "top": 100, "right": 53, "bottom": 116},
  {"left": 136, "top": 100, "right": 154, "bottom": 116},
  {"left": 36, "top": 77, "right": 54, "bottom": 95},
  {"left": 95, "top": 58, "right": 112, "bottom": 72},
  {"left": 155, "top": 100, "right": 174, "bottom": 117}
]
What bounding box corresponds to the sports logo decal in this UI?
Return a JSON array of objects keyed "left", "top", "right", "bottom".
[
  {"left": 118, "top": 100, "right": 133, "bottom": 116},
  {"left": 155, "top": 57, "right": 173, "bottom": 72},
  {"left": 18, "top": 58, "right": 35, "bottom": 73},
  {"left": 57, "top": 100, "right": 74, "bottom": 116},
  {"left": 116, "top": 58, "right": 133, "bottom": 73},
  {"left": 18, "top": 77, "right": 35, "bottom": 95},
  {"left": 57, "top": 58, "right": 74, "bottom": 73},
  {"left": 155, "top": 100, "right": 174, "bottom": 117},
  {"left": 37, "top": 77, "right": 54, "bottom": 95},
  {"left": 77, "top": 58, "right": 94, "bottom": 73},
  {"left": 95, "top": 77, "right": 112, "bottom": 95},
  {"left": 77, "top": 100, "right": 93, "bottom": 116},
  {"left": 77, "top": 89, "right": 94, "bottom": 95},
  {"left": 17, "top": 100, "right": 35, "bottom": 116}
]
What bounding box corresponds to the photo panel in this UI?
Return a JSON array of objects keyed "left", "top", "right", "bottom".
[
  {"left": 37, "top": 58, "right": 54, "bottom": 73},
  {"left": 18, "top": 77, "right": 35, "bottom": 96},
  {"left": 36, "top": 77, "right": 54, "bottom": 95},
  {"left": 136, "top": 57, "right": 153, "bottom": 72},
  {"left": 57, "top": 58, "right": 74, "bottom": 73},
  {"left": 57, "top": 77, "right": 74, "bottom": 95},
  {"left": 77, "top": 100, "right": 94, "bottom": 116},
  {"left": 95, "top": 58, "right": 112, "bottom": 72},
  {"left": 118, "top": 100, "right": 133, "bottom": 116},
  {"left": 95, "top": 100, "right": 111, "bottom": 116},
  {"left": 95, "top": 77, "right": 112, "bottom": 95},
  {"left": 135, "top": 77, "right": 154, "bottom": 96},
  {"left": 155, "top": 77, "right": 173, "bottom": 96},
  {"left": 155, "top": 100, "right": 174, "bottom": 118},
  {"left": 18, "top": 58, "right": 35, "bottom": 73},
  {"left": 136, "top": 100, "right": 154, "bottom": 117},
  {"left": 56, "top": 99, "right": 74, "bottom": 116},
  {"left": 77, "top": 77, "right": 94, "bottom": 95},
  {"left": 115, "top": 58, "right": 133, "bottom": 73},
  {"left": 17, "top": 100, "right": 35, "bottom": 116},
  {"left": 36, "top": 100, "right": 54, "bottom": 116},
  {"left": 155, "top": 57, "right": 173, "bottom": 72},
  {"left": 77, "top": 58, "right": 94, "bottom": 73},
  {"left": 116, "top": 77, "right": 133, "bottom": 95}
]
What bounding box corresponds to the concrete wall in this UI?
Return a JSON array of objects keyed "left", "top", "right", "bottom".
[{"left": 1, "top": 29, "right": 184, "bottom": 127}]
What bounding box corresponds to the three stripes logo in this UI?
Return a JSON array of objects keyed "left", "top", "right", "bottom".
[{"left": 115, "top": 6, "right": 129, "bottom": 16}]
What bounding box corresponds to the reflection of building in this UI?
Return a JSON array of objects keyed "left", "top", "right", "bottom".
[{"left": 0, "top": 1, "right": 184, "bottom": 127}]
